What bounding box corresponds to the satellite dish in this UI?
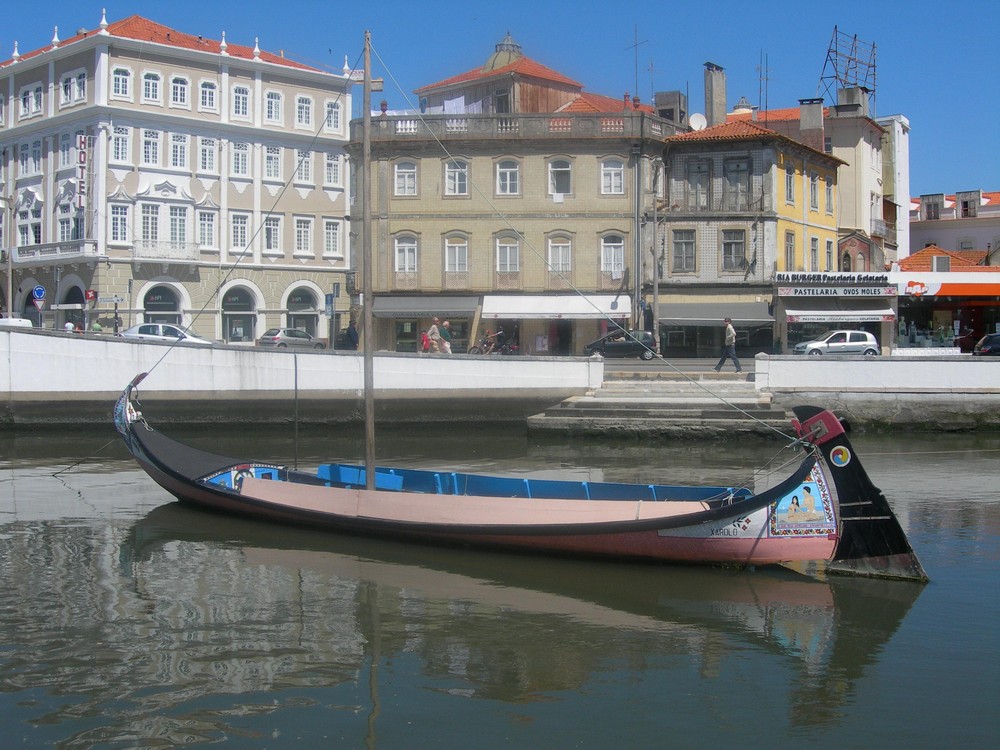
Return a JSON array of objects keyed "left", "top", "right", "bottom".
[{"left": 689, "top": 113, "right": 708, "bottom": 131}]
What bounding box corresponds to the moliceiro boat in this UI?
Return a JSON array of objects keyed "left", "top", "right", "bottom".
[{"left": 114, "top": 375, "right": 926, "bottom": 581}]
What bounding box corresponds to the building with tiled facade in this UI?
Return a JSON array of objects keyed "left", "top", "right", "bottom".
[
  {"left": 1, "top": 12, "right": 353, "bottom": 343},
  {"left": 349, "top": 34, "right": 679, "bottom": 354},
  {"left": 909, "top": 190, "right": 1000, "bottom": 260}
]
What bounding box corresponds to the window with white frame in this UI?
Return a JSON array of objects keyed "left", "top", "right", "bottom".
[
  {"left": 142, "top": 72, "right": 162, "bottom": 104},
  {"left": 199, "top": 138, "right": 217, "bottom": 173},
  {"left": 263, "top": 216, "right": 281, "bottom": 253},
  {"left": 31, "top": 141, "right": 42, "bottom": 174},
  {"left": 112, "top": 126, "right": 131, "bottom": 163},
  {"left": 141, "top": 204, "right": 159, "bottom": 243},
  {"left": 549, "top": 158, "right": 572, "bottom": 195},
  {"left": 231, "top": 142, "right": 249, "bottom": 177},
  {"left": 170, "top": 134, "right": 188, "bottom": 169},
  {"left": 33, "top": 86, "right": 42, "bottom": 114},
  {"left": 199, "top": 81, "right": 217, "bottom": 111},
  {"left": 60, "top": 75, "right": 73, "bottom": 105},
  {"left": 169, "top": 206, "right": 188, "bottom": 248},
  {"left": 0, "top": 96, "right": 4, "bottom": 125},
  {"left": 809, "top": 172, "right": 819, "bottom": 210},
  {"left": 296, "top": 95, "right": 312, "bottom": 127},
  {"left": 265, "top": 146, "right": 282, "bottom": 180},
  {"left": 688, "top": 161, "right": 709, "bottom": 209},
  {"left": 548, "top": 236, "right": 572, "bottom": 273},
  {"left": 672, "top": 230, "right": 695, "bottom": 273},
  {"left": 601, "top": 158, "right": 625, "bottom": 195},
  {"left": 295, "top": 150, "right": 312, "bottom": 183},
  {"left": 325, "top": 101, "right": 341, "bottom": 131},
  {"left": 142, "top": 130, "right": 161, "bottom": 167},
  {"left": 810, "top": 236, "right": 819, "bottom": 270},
  {"left": 395, "top": 161, "right": 417, "bottom": 196},
  {"left": 76, "top": 72, "right": 86, "bottom": 102},
  {"left": 825, "top": 239, "right": 833, "bottom": 270},
  {"left": 266, "top": 91, "right": 282, "bottom": 123},
  {"left": 294, "top": 217, "right": 313, "bottom": 255},
  {"left": 58, "top": 205, "right": 73, "bottom": 242},
  {"left": 323, "top": 219, "right": 342, "bottom": 257},
  {"left": 723, "top": 158, "right": 749, "bottom": 210},
  {"left": 110, "top": 205, "right": 130, "bottom": 243},
  {"left": 722, "top": 229, "right": 745, "bottom": 272},
  {"left": 496, "top": 159, "right": 519, "bottom": 195},
  {"left": 395, "top": 236, "right": 417, "bottom": 272},
  {"left": 18, "top": 145, "right": 29, "bottom": 176},
  {"left": 170, "top": 76, "right": 189, "bottom": 107},
  {"left": 784, "top": 231, "right": 795, "bottom": 270},
  {"left": 324, "top": 153, "right": 341, "bottom": 186},
  {"left": 231, "top": 214, "right": 249, "bottom": 251},
  {"left": 825, "top": 177, "right": 834, "bottom": 213},
  {"left": 445, "top": 160, "right": 468, "bottom": 196},
  {"left": 198, "top": 211, "right": 217, "bottom": 248},
  {"left": 445, "top": 236, "right": 468, "bottom": 272},
  {"left": 232, "top": 86, "right": 250, "bottom": 118},
  {"left": 19, "top": 84, "right": 43, "bottom": 118},
  {"left": 112, "top": 67, "right": 131, "bottom": 99},
  {"left": 60, "top": 133, "right": 73, "bottom": 169},
  {"left": 600, "top": 235, "right": 624, "bottom": 275},
  {"left": 496, "top": 237, "right": 520, "bottom": 272}
]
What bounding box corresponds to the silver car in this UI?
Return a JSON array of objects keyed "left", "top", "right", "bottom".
[
  {"left": 256, "top": 328, "right": 326, "bottom": 350},
  {"left": 120, "top": 323, "right": 213, "bottom": 345},
  {"left": 793, "top": 330, "right": 879, "bottom": 356}
]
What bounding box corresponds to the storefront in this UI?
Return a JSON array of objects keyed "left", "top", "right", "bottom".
[
  {"left": 774, "top": 273, "right": 897, "bottom": 353},
  {"left": 372, "top": 295, "right": 480, "bottom": 352},
  {"left": 657, "top": 291, "right": 773, "bottom": 358},
  {"left": 890, "top": 273, "right": 1000, "bottom": 351}
]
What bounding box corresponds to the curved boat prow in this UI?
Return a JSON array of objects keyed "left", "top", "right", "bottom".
[{"left": 793, "top": 406, "right": 928, "bottom": 583}]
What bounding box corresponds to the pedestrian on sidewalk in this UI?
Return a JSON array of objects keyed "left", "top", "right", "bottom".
[{"left": 713, "top": 317, "right": 742, "bottom": 373}]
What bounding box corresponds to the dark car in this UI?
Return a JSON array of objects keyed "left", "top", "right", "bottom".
[
  {"left": 973, "top": 333, "right": 1000, "bottom": 356},
  {"left": 584, "top": 329, "right": 656, "bottom": 360},
  {"left": 256, "top": 328, "right": 325, "bottom": 350}
]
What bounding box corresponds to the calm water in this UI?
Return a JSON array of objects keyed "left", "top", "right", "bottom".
[{"left": 1, "top": 424, "right": 998, "bottom": 748}]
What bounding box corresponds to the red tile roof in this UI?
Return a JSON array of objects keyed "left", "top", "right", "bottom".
[
  {"left": 415, "top": 55, "right": 581, "bottom": 94},
  {"left": 1, "top": 14, "right": 319, "bottom": 72},
  {"left": 899, "top": 245, "right": 999, "bottom": 271},
  {"left": 728, "top": 106, "right": 829, "bottom": 122},
  {"left": 557, "top": 92, "right": 655, "bottom": 115},
  {"left": 668, "top": 119, "right": 844, "bottom": 164}
]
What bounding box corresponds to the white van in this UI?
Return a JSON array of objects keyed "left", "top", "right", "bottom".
[{"left": 0, "top": 317, "right": 33, "bottom": 329}]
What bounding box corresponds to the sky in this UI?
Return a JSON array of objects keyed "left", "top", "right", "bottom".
[{"left": 3, "top": 0, "right": 997, "bottom": 197}]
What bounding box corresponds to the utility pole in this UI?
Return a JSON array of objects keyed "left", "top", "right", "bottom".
[{"left": 1, "top": 196, "right": 13, "bottom": 318}]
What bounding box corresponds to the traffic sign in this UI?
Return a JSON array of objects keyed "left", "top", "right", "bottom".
[
  {"left": 32, "top": 285, "right": 45, "bottom": 300},
  {"left": 33, "top": 299, "right": 46, "bottom": 311},
  {"left": 98, "top": 296, "right": 125, "bottom": 304}
]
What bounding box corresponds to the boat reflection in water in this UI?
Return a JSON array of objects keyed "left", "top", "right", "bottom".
[{"left": 125, "top": 503, "right": 923, "bottom": 730}]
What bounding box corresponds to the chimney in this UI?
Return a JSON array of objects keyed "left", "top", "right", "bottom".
[
  {"left": 704, "top": 62, "right": 726, "bottom": 127},
  {"left": 623, "top": 92, "right": 630, "bottom": 110},
  {"left": 798, "top": 98, "right": 825, "bottom": 152},
  {"left": 632, "top": 95, "right": 641, "bottom": 110}
]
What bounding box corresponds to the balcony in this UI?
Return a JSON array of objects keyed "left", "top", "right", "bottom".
[
  {"left": 133, "top": 240, "right": 200, "bottom": 262},
  {"left": 12, "top": 239, "right": 100, "bottom": 266},
  {"left": 871, "top": 218, "right": 897, "bottom": 244}
]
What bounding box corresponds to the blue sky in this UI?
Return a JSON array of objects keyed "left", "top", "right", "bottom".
[{"left": 4, "top": 1, "right": 997, "bottom": 196}]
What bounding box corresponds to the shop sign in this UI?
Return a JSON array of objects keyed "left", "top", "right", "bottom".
[
  {"left": 778, "top": 286, "right": 897, "bottom": 297},
  {"left": 775, "top": 272, "right": 889, "bottom": 284}
]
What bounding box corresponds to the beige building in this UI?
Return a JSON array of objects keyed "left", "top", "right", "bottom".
[
  {"left": 1, "top": 13, "right": 353, "bottom": 343},
  {"left": 349, "top": 34, "right": 679, "bottom": 354}
]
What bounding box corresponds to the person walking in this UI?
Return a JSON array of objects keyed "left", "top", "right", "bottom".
[
  {"left": 440, "top": 320, "right": 453, "bottom": 354},
  {"left": 344, "top": 320, "right": 359, "bottom": 350},
  {"left": 713, "top": 317, "right": 742, "bottom": 373},
  {"left": 427, "top": 317, "right": 442, "bottom": 353}
]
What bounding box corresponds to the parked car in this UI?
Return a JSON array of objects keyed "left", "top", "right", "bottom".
[
  {"left": 793, "top": 330, "right": 879, "bottom": 356},
  {"left": 256, "top": 328, "right": 325, "bottom": 350},
  {"left": 584, "top": 329, "right": 656, "bottom": 360},
  {"left": 0, "top": 317, "right": 33, "bottom": 329},
  {"left": 120, "top": 323, "right": 213, "bottom": 345},
  {"left": 973, "top": 333, "right": 1000, "bottom": 356}
]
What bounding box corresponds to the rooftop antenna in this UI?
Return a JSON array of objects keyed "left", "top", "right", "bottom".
[
  {"left": 625, "top": 25, "right": 648, "bottom": 104},
  {"left": 817, "top": 25, "right": 877, "bottom": 114},
  {"left": 757, "top": 51, "right": 769, "bottom": 126}
]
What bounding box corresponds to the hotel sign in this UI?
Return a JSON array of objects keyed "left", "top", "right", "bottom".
[{"left": 778, "top": 286, "right": 897, "bottom": 297}]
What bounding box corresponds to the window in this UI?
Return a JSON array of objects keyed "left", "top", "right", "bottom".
[
  {"left": 265, "top": 146, "right": 282, "bottom": 180},
  {"left": 445, "top": 237, "right": 469, "bottom": 273},
  {"left": 496, "top": 160, "right": 519, "bottom": 195},
  {"left": 31, "top": 140, "right": 42, "bottom": 174},
  {"left": 76, "top": 73, "right": 86, "bottom": 102},
  {"left": 294, "top": 218, "right": 313, "bottom": 255},
  {"left": 723, "top": 159, "right": 749, "bottom": 210},
  {"left": 295, "top": 149, "right": 312, "bottom": 183},
  {"left": 231, "top": 214, "right": 249, "bottom": 250},
  {"left": 200, "top": 81, "right": 217, "bottom": 111},
  {"left": 323, "top": 219, "right": 342, "bottom": 256},
  {"left": 264, "top": 216, "right": 281, "bottom": 253},
  {"left": 394, "top": 236, "right": 417, "bottom": 272},
  {"left": 825, "top": 177, "right": 834, "bottom": 213},
  {"left": 112, "top": 68, "right": 131, "bottom": 98},
  {"left": 141, "top": 204, "right": 159, "bottom": 243},
  {"left": 198, "top": 211, "right": 217, "bottom": 248},
  {"left": 601, "top": 158, "right": 625, "bottom": 195},
  {"left": 784, "top": 231, "right": 795, "bottom": 270},
  {"left": 110, "top": 205, "right": 130, "bottom": 243},
  {"left": 18, "top": 145, "right": 28, "bottom": 176},
  {"left": 810, "top": 237, "right": 819, "bottom": 271},
  {"left": 266, "top": 92, "right": 282, "bottom": 123},
  {"left": 925, "top": 201, "right": 941, "bottom": 220},
  {"left": 394, "top": 161, "right": 417, "bottom": 196},
  {"left": 325, "top": 101, "right": 341, "bottom": 130},
  {"left": 960, "top": 198, "right": 978, "bottom": 218},
  {"left": 112, "top": 126, "right": 131, "bottom": 163},
  {"left": 169, "top": 206, "right": 187, "bottom": 248},
  {"left": 142, "top": 72, "right": 161, "bottom": 103},
  {"left": 170, "top": 77, "right": 188, "bottom": 107},
  {"left": 688, "top": 161, "right": 709, "bottom": 209},
  {"left": 142, "top": 130, "right": 161, "bottom": 166},
  {"left": 809, "top": 172, "right": 819, "bottom": 210},
  {"left": 601, "top": 235, "right": 625, "bottom": 275},
  {"left": 231, "top": 142, "right": 249, "bottom": 177},
  {"left": 60, "top": 133, "right": 72, "bottom": 168},
  {"left": 548, "top": 237, "right": 572, "bottom": 273},
  {"left": 33, "top": 87, "right": 42, "bottom": 113},
  {"left": 445, "top": 160, "right": 468, "bottom": 196},
  {"left": 722, "top": 230, "right": 745, "bottom": 272},
  {"left": 823, "top": 136, "right": 832, "bottom": 154},
  {"left": 199, "top": 138, "right": 217, "bottom": 173},
  {"left": 170, "top": 134, "right": 188, "bottom": 169},
  {"left": 496, "top": 238, "right": 520, "bottom": 272},
  {"left": 549, "top": 159, "right": 572, "bottom": 195},
  {"left": 785, "top": 163, "right": 795, "bottom": 204},
  {"left": 672, "top": 230, "right": 695, "bottom": 272},
  {"left": 296, "top": 95, "right": 312, "bottom": 127},
  {"left": 61, "top": 76, "right": 74, "bottom": 105},
  {"left": 232, "top": 86, "right": 250, "bottom": 118},
  {"left": 324, "top": 153, "right": 341, "bottom": 186},
  {"left": 825, "top": 240, "right": 834, "bottom": 271}
]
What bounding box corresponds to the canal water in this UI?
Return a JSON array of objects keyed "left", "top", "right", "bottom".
[{"left": 1, "top": 424, "right": 997, "bottom": 748}]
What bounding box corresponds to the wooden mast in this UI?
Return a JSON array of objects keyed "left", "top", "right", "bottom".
[{"left": 362, "top": 31, "right": 375, "bottom": 490}]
